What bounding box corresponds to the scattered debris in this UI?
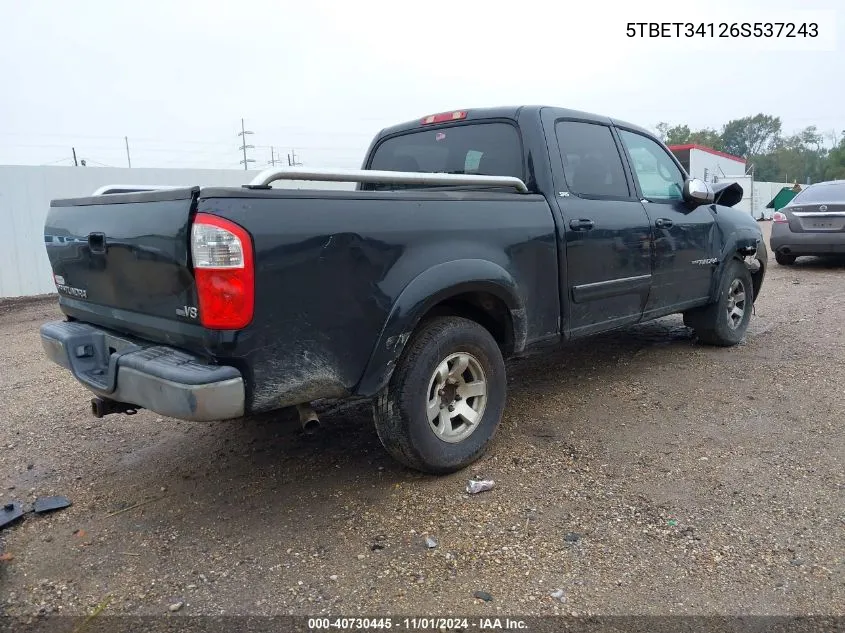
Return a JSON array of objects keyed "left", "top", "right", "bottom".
[
  {"left": 474, "top": 590, "right": 494, "bottom": 602},
  {"left": 550, "top": 589, "right": 566, "bottom": 603},
  {"left": 1, "top": 495, "right": 73, "bottom": 530},
  {"left": 78, "top": 594, "right": 112, "bottom": 628},
  {"left": 356, "top": 554, "right": 365, "bottom": 560},
  {"left": 466, "top": 479, "right": 495, "bottom": 495},
  {"left": 106, "top": 495, "right": 166, "bottom": 518},
  {"left": 73, "top": 529, "right": 87, "bottom": 538},
  {"left": 424, "top": 535, "right": 438, "bottom": 549},
  {"left": 667, "top": 519, "right": 678, "bottom": 527},
  {"left": 1, "top": 502, "right": 24, "bottom": 530},
  {"left": 564, "top": 532, "right": 581, "bottom": 543},
  {"left": 0, "top": 553, "right": 14, "bottom": 562},
  {"left": 168, "top": 601, "right": 184, "bottom": 612},
  {"left": 329, "top": 575, "right": 338, "bottom": 581},
  {"left": 33, "top": 495, "right": 72, "bottom": 514},
  {"left": 370, "top": 542, "right": 385, "bottom": 551}
]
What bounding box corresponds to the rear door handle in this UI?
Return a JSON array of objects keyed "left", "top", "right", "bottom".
[
  {"left": 655, "top": 218, "right": 673, "bottom": 229},
  {"left": 569, "top": 218, "right": 594, "bottom": 231}
]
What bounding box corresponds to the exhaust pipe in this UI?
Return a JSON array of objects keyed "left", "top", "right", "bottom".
[
  {"left": 296, "top": 403, "right": 321, "bottom": 434},
  {"left": 90, "top": 397, "right": 138, "bottom": 418}
]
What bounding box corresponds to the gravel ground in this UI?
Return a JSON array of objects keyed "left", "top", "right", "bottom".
[{"left": 1, "top": 222, "right": 843, "bottom": 619}]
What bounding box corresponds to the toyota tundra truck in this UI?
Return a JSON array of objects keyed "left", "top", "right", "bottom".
[{"left": 40, "top": 105, "right": 767, "bottom": 473}]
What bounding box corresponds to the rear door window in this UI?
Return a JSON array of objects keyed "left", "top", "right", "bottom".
[
  {"left": 366, "top": 123, "right": 523, "bottom": 189},
  {"left": 555, "top": 121, "right": 630, "bottom": 198}
]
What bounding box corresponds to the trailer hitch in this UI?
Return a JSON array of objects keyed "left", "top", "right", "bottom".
[{"left": 90, "top": 397, "right": 138, "bottom": 418}]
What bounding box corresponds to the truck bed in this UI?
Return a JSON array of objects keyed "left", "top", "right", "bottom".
[{"left": 45, "top": 185, "right": 559, "bottom": 413}]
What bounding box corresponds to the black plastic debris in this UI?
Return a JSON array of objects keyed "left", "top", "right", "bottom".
[
  {"left": 1, "top": 502, "right": 24, "bottom": 529},
  {"left": 474, "top": 590, "right": 494, "bottom": 602},
  {"left": 33, "top": 496, "right": 72, "bottom": 515}
]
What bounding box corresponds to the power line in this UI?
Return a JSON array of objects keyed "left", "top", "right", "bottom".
[{"left": 39, "top": 157, "right": 74, "bottom": 166}]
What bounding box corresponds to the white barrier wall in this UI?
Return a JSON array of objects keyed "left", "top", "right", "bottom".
[{"left": 0, "top": 165, "right": 353, "bottom": 298}]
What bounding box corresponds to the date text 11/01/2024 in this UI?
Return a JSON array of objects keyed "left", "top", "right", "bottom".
[
  {"left": 307, "top": 617, "right": 528, "bottom": 630},
  {"left": 626, "top": 22, "right": 818, "bottom": 38}
]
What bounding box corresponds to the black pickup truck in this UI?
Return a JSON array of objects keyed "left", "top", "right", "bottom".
[{"left": 40, "top": 106, "right": 767, "bottom": 473}]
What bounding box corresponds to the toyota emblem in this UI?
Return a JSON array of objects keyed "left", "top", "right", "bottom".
[{"left": 819, "top": 205, "right": 828, "bottom": 211}]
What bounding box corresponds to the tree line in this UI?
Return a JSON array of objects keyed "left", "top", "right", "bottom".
[{"left": 655, "top": 114, "right": 845, "bottom": 184}]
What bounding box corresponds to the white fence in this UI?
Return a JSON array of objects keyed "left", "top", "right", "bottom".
[{"left": 0, "top": 165, "right": 352, "bottom": 298}]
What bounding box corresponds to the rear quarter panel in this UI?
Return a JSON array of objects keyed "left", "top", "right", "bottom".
[{"left": 199, "top": 189, "right": 558, "bottom": 412}]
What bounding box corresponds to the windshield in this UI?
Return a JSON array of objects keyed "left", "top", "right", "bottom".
[
  {"left": 365, "top": 122, "right": 523, "bottom": 190},
  {"left": 791, "top": 182, "right": 845, "bottom": 204}
]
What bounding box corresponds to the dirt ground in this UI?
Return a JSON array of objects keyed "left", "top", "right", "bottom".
[{"left": 1, "top": 221, "right": 843, "bottom": 619}]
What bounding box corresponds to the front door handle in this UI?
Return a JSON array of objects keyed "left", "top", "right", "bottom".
[
  {"left": 569, "top": 218, "right": 595, "bottom": 231},
  {"left": 655, "top": 218, "right": 674, "bottom": 229}
]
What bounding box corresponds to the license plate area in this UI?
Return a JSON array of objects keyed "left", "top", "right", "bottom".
[{"left": 800, "top": 218, "right": 845, "bottom": 231}]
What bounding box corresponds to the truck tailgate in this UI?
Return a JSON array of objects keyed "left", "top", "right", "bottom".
[{"left": 45, "top": 187, "right": 199, "bottom": 335}]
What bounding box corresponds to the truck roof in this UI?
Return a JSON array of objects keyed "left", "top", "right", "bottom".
[{"left": 376, "top": 105, "right": 652, "bottom": 139}]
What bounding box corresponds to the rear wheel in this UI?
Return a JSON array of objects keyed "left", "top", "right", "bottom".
[
  {"left": 775, "top": 251, "right": 796, "bottom": 265},
  {"left": 685, "top": 259, "right": 753, "bottom": 347},
  {"left": 373, "top": 316, "right": 506, "bottom": 474}
]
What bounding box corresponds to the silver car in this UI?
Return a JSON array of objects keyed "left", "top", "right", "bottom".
[{"left": 770, "top": 180, "right": 845, "bottom": 265}]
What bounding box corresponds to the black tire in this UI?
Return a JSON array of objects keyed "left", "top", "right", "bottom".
[
  {"left": 374, "top": 316, "right": 506, "bottom": 474},
  {"left": 686, "top": 259, "right": 754, "bottom": 347},
  {"left": 775, "top": 251, "right": 796, "bottom": 265}
]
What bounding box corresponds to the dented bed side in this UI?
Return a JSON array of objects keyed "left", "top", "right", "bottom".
[{"left": 196, "top": 188, "right": 559, "bottom": 412}]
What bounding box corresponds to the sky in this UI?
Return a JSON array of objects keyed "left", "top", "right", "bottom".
[{"left": 0, "top": 0, "right": 842, "bottom": 170}]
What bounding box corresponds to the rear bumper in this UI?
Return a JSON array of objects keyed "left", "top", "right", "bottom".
[
  {"left": 770, "top": 226, "right": 845, "bottom": 255},
  {"left": 40, "top": 321, "right": 244, "bottom": 421}
]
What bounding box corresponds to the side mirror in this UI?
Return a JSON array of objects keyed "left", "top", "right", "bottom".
[{"left": 683, "top": 178, "right": 714, "bottom": 206}]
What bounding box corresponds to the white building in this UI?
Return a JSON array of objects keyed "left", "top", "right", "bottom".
[
  {"left": 668, "top": 144, "right": 747, "bottom": 184},
  {"left": 0, "top": 165, "right": 352, "bottom": 298}
]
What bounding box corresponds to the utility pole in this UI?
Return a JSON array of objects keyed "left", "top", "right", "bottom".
[
  {"left": 268, "top": 146, "right": 278, "bottom": 167},
  {"left": 238, "top": 118, "right": 255, "bottom": 170},
  {"left": 124, "top": 136, "right": 132, "bottom": 168},
  {"left": 287, "top": 149, "right": 302, "bottom": 167},
  {"left": 72, "top": 147, "right": 78, "bottom": 167}
]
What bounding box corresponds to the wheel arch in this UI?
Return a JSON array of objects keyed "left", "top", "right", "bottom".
[
  {"left": 355, "top": 259, "right": 525, "bottom": 397},
  {"left": 711, "top": 231, "right": 766, "bottom": 304}
]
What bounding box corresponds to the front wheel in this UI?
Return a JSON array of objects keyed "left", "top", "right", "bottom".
[
  {"left": 685, "top": 259, "right": 754, "bottom": 347},
  {"left": 373, "top": 316, "right": 506, "bottom": 474}
]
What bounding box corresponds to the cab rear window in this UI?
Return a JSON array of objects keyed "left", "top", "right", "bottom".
[{"left": 365, "top": 123, "right": 523, "bottom": 190}]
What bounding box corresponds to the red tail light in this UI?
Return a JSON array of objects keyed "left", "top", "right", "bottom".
[
  {"left": 773, "top": 211, "right": 788, "bottom": 223},
  {"left": 191, "top": 213, "right": 254, "bottom": 329}
]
